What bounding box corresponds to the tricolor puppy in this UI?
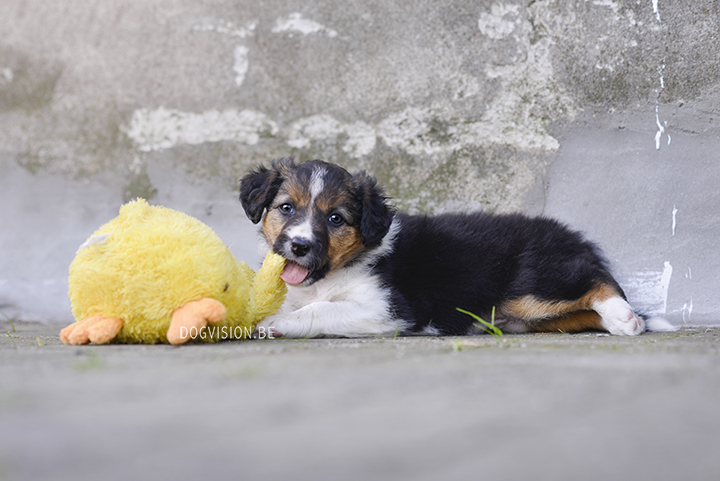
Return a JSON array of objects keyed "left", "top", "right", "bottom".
[{"left": 239, "top": 158, "right": 674, "bottom": 338}]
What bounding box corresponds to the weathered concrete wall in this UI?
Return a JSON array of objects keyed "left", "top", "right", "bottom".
[{"left": 1, "top": 0, "right": 718, "bottom": 325}]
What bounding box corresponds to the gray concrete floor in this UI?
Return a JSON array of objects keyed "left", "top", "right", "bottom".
[{"left": 1, "top": 321, "right": 718, "bottom": 481}]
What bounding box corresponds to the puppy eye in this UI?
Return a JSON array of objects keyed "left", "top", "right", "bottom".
[
  {"left": 278, "top": 203, "right": 295, "bottom": 215},
  {"left": 328, "top": 213, "right": 345, "bottom": 226}
]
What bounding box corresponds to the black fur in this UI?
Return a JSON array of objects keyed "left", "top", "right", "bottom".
[
  {"left": 239, "top": 158, "right": 288, "bottom": 224},
  {"left": 372, "top": 212, "right": 624, "bottom": 335},
  {"left": 349, "top": 172, "right": 394, "bottom": 248}
]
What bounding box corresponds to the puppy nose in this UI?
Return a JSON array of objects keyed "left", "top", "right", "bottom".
[{"left": 291, "top": 238, "right": 311, "bottom": 257}]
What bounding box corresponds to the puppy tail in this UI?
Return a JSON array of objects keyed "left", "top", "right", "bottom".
[
  {"left": 638, "top": 311, "right": 678, "bottom": 332},
  {"left": 645, "top": 317, "right": 678, "bottom": 332}
]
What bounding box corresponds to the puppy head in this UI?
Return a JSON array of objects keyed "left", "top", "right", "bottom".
[{"left": 239, "top": 158, "right": 394, "bottom": 285}]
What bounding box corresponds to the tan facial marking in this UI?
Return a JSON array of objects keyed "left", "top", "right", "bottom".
[
  {"left": 311, "top": 186, "right": 364, "bottom": 272},
  {"left": 327, "top": 225, "right": 365, "bottom": 271},
  {"left": 315, "top": 193, "right": 347, "bottom": 214},
  {"left": 261, "top": 178, "right": 312, "bottom": 246},
  {"left": 262, "top": 209, "right": 285, "bottom": 246},
  {"left": 284, "top": 179, "right": 312, "bottom": 210}
]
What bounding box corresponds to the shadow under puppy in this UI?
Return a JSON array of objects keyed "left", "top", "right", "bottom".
[{"left": 239, "top": 158, "right": 675, "bottom": 338}]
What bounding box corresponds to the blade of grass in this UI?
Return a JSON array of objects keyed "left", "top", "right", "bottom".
[
  {"left": 457, "top": 307, "right": 503, "bottom": 339},
  {"left": 0, "top": 310, "right": 15, "bottom": 333}
]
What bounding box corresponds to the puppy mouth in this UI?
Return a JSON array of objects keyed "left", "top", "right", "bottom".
[{"left": 280, "top": 260, "right": 311, "bottom": 285}]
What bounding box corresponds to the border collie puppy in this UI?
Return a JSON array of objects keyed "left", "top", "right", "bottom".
[{"left": 239, "top": 158, "right": 674, "bottom": 338}]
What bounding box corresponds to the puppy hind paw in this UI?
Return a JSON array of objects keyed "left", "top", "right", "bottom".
[{"left": 595, "top": 297, "right": 645, "bottom": 336}]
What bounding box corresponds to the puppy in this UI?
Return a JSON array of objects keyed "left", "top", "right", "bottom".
[{"left": 239, "top": 158, "right": 674, "bottom": 338}]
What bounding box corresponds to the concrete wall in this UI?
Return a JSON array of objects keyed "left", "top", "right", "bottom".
[{"left": 1, "top": 0, "right": 718, "bottom": 325}]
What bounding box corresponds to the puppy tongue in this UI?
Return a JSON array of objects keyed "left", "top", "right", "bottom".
[{"left": 281, "top": 261, "right": 310, "bottom": 285}]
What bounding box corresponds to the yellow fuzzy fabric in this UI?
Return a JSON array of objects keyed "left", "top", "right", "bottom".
[{"left": 67, "top": 199, "right": 287, "bottom": 343}]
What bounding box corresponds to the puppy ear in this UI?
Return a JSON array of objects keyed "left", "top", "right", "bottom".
[
  {"left": 351, "top": 172, "right": 394, "bottom": 247},
  {"left": 239, "top": 159, "right": 292, "bottom": 224}
]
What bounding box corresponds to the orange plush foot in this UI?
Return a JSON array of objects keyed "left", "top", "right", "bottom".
[
  {"left": 60, "top": 315, "right": 123, "bottom": 345},
  {"left": 166, "top": 298, "right": 227, "bottom": 345}
]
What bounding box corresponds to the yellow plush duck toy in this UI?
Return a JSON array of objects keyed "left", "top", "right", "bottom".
[{"left": 60, "top": 199, "right": 287, "bottom": 345}]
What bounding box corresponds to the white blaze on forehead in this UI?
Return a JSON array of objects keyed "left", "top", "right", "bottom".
[
  {"left": 282, "top": 165, "right": 328, "bottom": 245},
  {"left": 309, "top": 167, "right": 327, "bottom": 203}
]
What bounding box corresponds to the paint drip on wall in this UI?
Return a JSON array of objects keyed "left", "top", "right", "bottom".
[{"left": 623, "top": 261, "right": 673, "bottom": 315}]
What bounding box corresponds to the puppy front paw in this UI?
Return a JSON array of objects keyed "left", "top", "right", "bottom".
[
  {"left": 253, "top": 316, "right": 284, "bottom": 339},
  {"left": 254, "top": 315, "right": 316, "bottom": 339}
]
